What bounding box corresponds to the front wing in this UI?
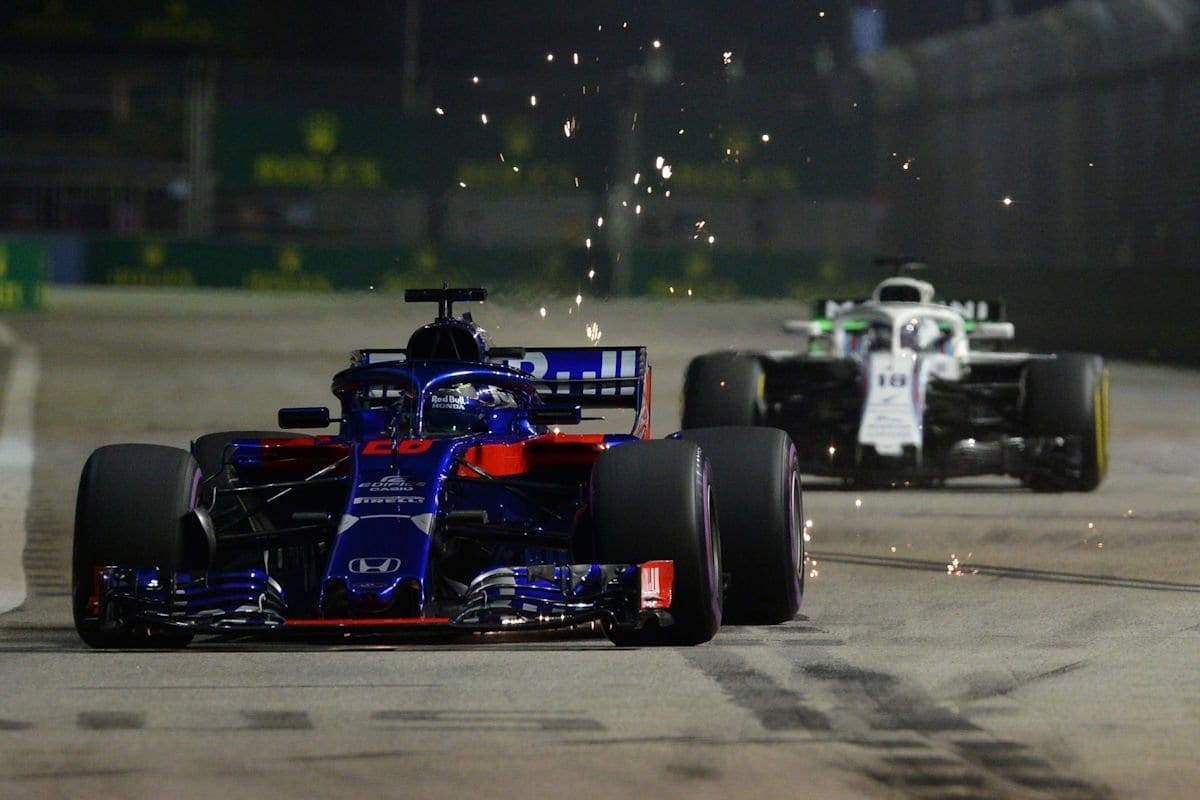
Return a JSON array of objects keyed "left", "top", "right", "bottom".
[{"left": 79, "top": 561, "right": 676, "bottom": 639}]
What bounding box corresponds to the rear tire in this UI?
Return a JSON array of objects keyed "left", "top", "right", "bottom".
[
  {"left": 682, "top": 353, "right": 764, "bottom": 429},
  {"left": 679, "top": 427, "right": 803, "bottom": 624},
  {"left": 73, "top": 444, "right": 201, "bottom": 648},
  {"left": 1023, "top": 354, "right": 1109, "bottom": 492},
  {"left": 591, "top": 440, "right": 722, "bottom": 646}
]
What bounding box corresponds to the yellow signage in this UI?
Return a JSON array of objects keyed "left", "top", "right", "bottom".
[
  {"left": 455, "top": 160, "right": 574, "bottom": 190},
  {"left": 303, "top": 111, "right": 339, "bottom": 155},
  {"left": 0, "top": 282, "right": 26, "bottom": 309},
  {"left": 671, "top": 163, "right": 796, "bottom": 193},
  {"left": 244, "top": 246, "right": 332, "bottom": 291},
  {"left": 253, "top": 154, "right": 383, "bottom": 188},
  {"left": 106, "top": 242, "right": 195, "bottom": 286},
  {"left": 252, "top": 111, "right": 384, "bottom": 189}
]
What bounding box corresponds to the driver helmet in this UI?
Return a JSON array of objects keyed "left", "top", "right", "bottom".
[
  {"left": 900, "top": 317, "right": 942, "bottom": 352},
  {"left": 423, "top": 383, "right": 517, "bottom": 434}
]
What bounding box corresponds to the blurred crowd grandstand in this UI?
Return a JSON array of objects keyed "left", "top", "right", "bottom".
[{"left": 0, "top": 1, "right": 1197, "bottom": 360}]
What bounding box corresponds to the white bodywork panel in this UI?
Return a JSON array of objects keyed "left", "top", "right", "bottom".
[{"left": 858, "top": 352, "right": 960, "bottom": 457}]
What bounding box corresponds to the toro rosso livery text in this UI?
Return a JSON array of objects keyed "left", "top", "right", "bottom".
[
  {"left": 682, "top": 260, "right": 1109, "bottom": 491},
  {"left": 74, "top": 287, "right": 804, "bottom": 648}
]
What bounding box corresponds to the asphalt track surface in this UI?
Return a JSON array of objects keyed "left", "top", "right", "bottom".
[{"left": 0, "top": 287, "right": 1196, "bottom": 799}]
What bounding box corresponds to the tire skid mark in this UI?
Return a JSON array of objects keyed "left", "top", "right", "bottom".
[
  {"left": 6, "top": 708, "right": 601, "bottom": 736},
  {"left": 23, "top": 449, "right": 74, "bottom": 601},
  {"left": 686, "top": 648, "right": 832, "bottom": 732},
  {"left": 242, "top": 710, "right": 313, "bottom": 730},
  {"left": 286, "top": 750, "right": 410, "bottom": 763},
  {"left": 665, "top": 761, "right": 722, "bottom": 781},
  {"left": 372, "top": 709, "right": 605, "bottom": 732},
  {"left": 804, "top": 661, "right": 1114, "bottom": 799},
  {"left": 4, "top": 767, "right": 146, "bottom": 782},
  {"left": 77, "top": 710, "right": 146, "bottom": 730},
  {"left": 806, "top": 662, "right": 979, "bottom": 734},
  {"left": 814, "top": 551, "right": 1200, "bottom": 593}
]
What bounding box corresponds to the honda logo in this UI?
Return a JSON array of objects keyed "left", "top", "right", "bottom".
[{"left": 348, "top": 557, "right": 402, "bottom": 574}]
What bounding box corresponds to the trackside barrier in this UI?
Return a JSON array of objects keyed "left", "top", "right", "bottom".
[{"left": 17, "top": 233, "right": 1200, "bottom": 365}]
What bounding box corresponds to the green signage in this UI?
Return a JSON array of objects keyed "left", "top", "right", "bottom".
[{"left": 0, "top": 240, "right": 47, "bottom": 310}]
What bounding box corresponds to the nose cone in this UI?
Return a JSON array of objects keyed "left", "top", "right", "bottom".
[
  {"left": 321, "top": 575, "right": 423, "bottom": 617},
  {"left": 347, "top": 583, "right": 393, "bottom": 613},
  {"left": 324, "top": 512, "right": 437, "bottom": 617}
]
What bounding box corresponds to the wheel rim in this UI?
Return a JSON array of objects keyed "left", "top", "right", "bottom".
[
  {"left": 789, "top": 469, "right": 802, "bottom": 570},
  {"left": 1094, "top": 367, "right": 1110, "bottom": 479}
]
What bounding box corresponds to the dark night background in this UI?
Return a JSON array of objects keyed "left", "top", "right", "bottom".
[
  {"left": 0, "top": 2, "right": 1070, "bottom": 65},
  {"left": 264, "top": 1, "right": 1066, "bottom": 69},
  {"left": 0, "top": 1, "right": 1197, "bottom": 362}
]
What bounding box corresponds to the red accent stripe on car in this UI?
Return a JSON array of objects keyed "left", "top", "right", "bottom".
[
  {"left": 283, "top": 617, "right": 452, "bottom": 627},
  {"left": 456, "top": 433, "right": 608, "bottom": 476}
]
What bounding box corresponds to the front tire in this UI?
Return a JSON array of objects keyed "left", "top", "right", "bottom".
[
  {"left": 1023, "top": 354, "right": 1109, "bottom": 492},
  {"left": 679, "top": 427, "right": 803, "bottom": 624},
  {"left": 681, "top": 353, "right": 764, "bottom": 429},
  {"left": 591, "top": 440, "right": 722, "bottom": 646},
  {"left": 73, "top": 444, "right": 201, "bottom": 648}
]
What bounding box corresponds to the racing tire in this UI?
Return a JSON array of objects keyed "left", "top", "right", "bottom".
[
  {"left": 681, "top": 353, "right": 764, "bottom": 429},
  {"left": 73, "top": 444, "right": 202, "bottom": 648},
  {"left": 679, "top": 427, "right": 803, "bottom": 625},
  {"left": 591, "top": 440, "right": 722, "bottom": 646},
  {"left": 1023, "top": 354, "right": 1110, "bottom": 492}
]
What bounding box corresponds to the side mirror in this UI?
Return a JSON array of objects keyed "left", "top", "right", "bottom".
[
  {"left": 278, "top": 407, "right": 332, "bottom": 429},
  {"left": 528, "top": 405, "right": 583, "bottom": 426}
]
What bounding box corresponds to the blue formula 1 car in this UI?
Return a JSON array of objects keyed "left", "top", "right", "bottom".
[{"left": 73, "top": 287, "right": 804, "bottom": 648}]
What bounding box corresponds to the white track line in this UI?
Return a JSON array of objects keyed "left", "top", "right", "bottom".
[{"left": 0, "top": 321, "right": 37, "bottom": 614}]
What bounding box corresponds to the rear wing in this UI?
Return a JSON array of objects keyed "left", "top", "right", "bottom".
[
  {"left": 510, "top": 346, "right": 651, "bottom": 441},
  {"left": 944, "top": 299, "right": 1012, "bottom": 340},
  {"left": 492, "top": 347, "right": 648, "bottom": 410},
  {"left": 944, "top": 299, "right": 1006, "bottom": 323},
  {"left": 810, "top": 297, "right": 1006, "bottom": 322},
  {"left": 791, "top": 296, "right": 1012, "bottom": 343},
  {"left": 352, "top": 346, "right": 651, "bottom": 435},
  {"left": 353, "top": 347, "right": 646, "bottom": 407},
  {"left": 812, "top": 298, "right": 867, "bottom": 320}
]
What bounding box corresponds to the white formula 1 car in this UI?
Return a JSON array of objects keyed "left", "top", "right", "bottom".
[{"left": 682, "top": 260, "right": 1109, "bottom": 491}]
